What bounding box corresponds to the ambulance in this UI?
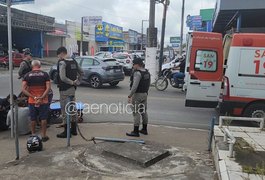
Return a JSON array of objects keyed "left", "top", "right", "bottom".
[{"left": 184, "top": 32, "right": 265, "bottom": 118}]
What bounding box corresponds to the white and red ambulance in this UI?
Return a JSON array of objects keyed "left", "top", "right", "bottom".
[{"left": 185, "top": 32, "right": 265, "bottom": 118}]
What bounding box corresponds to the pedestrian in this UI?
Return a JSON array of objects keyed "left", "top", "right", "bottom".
[
  {"left": 22, "top": 60, "right": 51, "bottom": 142},
  {"left": 18, "top": 48, "right": 32, "bottom": 79},
  {"left": 56, "top": 46, "right": 83, "bottom": 138},
  {"left": 0, "top": 94, "right": 17, "bottom": 131},
  {"left": 6, "top": 99, "right": 31, "bottom": 135},
  {"left": 127, "top": 58, "right": 150, "bottom": 137}
]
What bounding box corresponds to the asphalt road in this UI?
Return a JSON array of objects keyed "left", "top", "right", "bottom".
[{"left": 0, "top": 66, "right": 218, "bottom": 130}]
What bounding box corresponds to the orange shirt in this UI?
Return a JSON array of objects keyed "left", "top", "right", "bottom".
[{"left": 23, "top": 70, "right": 50, "bottom": 104}]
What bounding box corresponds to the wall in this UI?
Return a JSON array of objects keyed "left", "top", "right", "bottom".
[{"left": 43, "top": 35, "right": 65, "bottom": 57}]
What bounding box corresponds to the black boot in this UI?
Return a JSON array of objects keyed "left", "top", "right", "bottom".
[
  {"left": 126, "top": 126, "right": 140, "bottom": 137},
  {"left": 139, "top": 124, "right": 148, "bottom": 135},
  {"left": 71, "top": 122, "right": 77, "bottom": 136},
  {"left": 57, "top": 125, "right": 71, "bottom": 138}
]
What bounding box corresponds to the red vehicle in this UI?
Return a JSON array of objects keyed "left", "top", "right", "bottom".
[{"left": 0, "top": 52, "right": 24, "bottom": 68}]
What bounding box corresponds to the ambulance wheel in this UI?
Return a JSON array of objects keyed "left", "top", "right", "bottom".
[
  {"left": 243, "top": 103, "right": 265, "bottom": 118},
  {"left": 155, "top": 77, "right": 168, "bottom": 91}
]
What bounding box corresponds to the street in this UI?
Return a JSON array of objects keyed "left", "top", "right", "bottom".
[{"left": 0, "top": 66, "right": 217, "bottom": 130}]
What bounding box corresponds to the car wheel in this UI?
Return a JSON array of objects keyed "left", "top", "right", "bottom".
[
  {"left": 109, "top": 81, "right": 119, "bottom": 86},
  {"left": 89, "top": 75, "right": 102, "bottom": 88},
  {"left": 243, "top": 102, "right": 265, "bottom": 118},
  {"left": 52, "top": 72, "right": 58, "bottom": 84}
]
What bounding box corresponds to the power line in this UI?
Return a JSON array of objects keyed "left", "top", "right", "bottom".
[{"left": 64, "top": 0, "right": 149, "bottom": 22}]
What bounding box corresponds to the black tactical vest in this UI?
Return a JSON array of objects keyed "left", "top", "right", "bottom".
[
  {"left": 130, "top": 69, "right": 151, "bottom": 93},
  {"left": 20, "top": 60, "right": 32, "bottom": 78},
  {"left": 57, "top": 59, "right": 78, "bottom": 91}
]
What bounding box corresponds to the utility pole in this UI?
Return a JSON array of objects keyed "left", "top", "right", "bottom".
[
  {"left": 80, "top": 17, "right": 84, "bottom": 56},
  {"left": 147, "top": 0, "right": 157, "bottom": 47},
  {"left": 180, "top": 0, "right": 185, "bottom": 55},
  {"left": 158, "top": 0, "right": 169, "bottom": 74},
  {"left": 145, "top": 0, "right": 158, "bottom": 84},
  {"left": 141, "top": 20, "right": 148, "bottom": 50}
]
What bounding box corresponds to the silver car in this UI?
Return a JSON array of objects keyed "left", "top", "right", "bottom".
[{"left": 49, "top": 56, "right": 125, "bottom": 88}]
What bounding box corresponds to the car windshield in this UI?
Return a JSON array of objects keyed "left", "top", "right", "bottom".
[
  {"left": 113, "top": 54, "right": 128, "bottom": 59},
  {"left": 103, "top": 59, "right": 118, "bottom": 66}
]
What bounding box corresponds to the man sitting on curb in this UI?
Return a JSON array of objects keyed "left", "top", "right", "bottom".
[{"left": 6, "top": 99, "right": 31, "bottom": 135}]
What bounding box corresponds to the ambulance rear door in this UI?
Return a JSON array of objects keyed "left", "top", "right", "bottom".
[{"left": 185, "top": 32, "right": 223, "bottom": 108}]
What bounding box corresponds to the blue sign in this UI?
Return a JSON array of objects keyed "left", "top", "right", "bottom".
[
  {"left": 109, "top": 39, "right": 124, "bottom": 47},
  {"left": 0, "top": 0, "right": 34, "bottom": 5},
  {"left": 187, "top": 15, "right": 202, "bottom": 30},
  {"left": 95, "top": 21, "right": 123, "bottom": 42},
  {"left": 171, "top": 43, "right": 180, "bottom": 48}
]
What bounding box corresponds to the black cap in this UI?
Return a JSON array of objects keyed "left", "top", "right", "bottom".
[
  {"left": 57, "top": 46, "right": 67, "bottom": 55},
  {"left": 24, "top": 51, "right": 32, "bottom": 56},
  {"left": 132, "top": 58, "right": 143, "bottom": 65}
]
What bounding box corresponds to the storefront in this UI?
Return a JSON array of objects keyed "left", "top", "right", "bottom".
[
  {"left": 95, "top": 21, "right": 124, "bottom": 52},
  {"left": 0, "top": 5, "right": 54, "bottom": 58},
  {"left": 43, "top": 23, "right": 67, "bottom": 57}
]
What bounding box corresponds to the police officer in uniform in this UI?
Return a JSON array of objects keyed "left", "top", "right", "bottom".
[
  {"left": 56, "top": 47, "right": 84, "bottom": 138},
  {"left": 127, "top": 58, "right": 150, "bottom": 137},
  {"left": 18, "top": 48, "right": 32, "bottom": 79}
]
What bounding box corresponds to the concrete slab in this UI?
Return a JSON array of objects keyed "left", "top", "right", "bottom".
[{"left": 103, "top": 142, "right": 170, "bottom": 167}]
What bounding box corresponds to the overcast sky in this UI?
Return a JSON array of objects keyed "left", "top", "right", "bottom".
[{"left": 15, "top": 0, "right": 216, "bottom": 44}]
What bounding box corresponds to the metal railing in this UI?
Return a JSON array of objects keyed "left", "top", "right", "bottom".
[
  {"left": 219, "top": 116, "right": 264, "bottom": 130},
  {"left": 222, "top": 127, "right": 236, "bottom": 158}
]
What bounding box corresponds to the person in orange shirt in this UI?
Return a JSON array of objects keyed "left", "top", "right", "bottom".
[{"left": 22, "top": 60, "right": 51, "bottom": 142}]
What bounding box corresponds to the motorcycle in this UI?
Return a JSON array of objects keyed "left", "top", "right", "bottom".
[{"left": 155, "top": 57, "right": 185, "bottom": 91}]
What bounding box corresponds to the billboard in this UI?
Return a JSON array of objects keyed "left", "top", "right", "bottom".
[
  {"left": 128, "top": 29, "right": 138, "bottom": 44},
  {"left": 170, "top": 37, "right": 181, "bottom": 43},
  {"left": 86, "top": 16, "right": 102, "bottom": 25},
  {"left": 0, "top": 0, "right": 34, "bottom": 5},
  {"left": 95, "top": 21, "right": 123, "bottom": 42},
  {"left": 186, "top": 15, "right": 202, "bottom": 30}
]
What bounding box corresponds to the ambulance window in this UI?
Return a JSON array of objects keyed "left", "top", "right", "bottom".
[{"left": 195, "top": 50, "right": 217, "bottom": 72}]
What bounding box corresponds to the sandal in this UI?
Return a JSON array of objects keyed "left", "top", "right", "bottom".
[
  {"left": 42, "top": 136, "right": 49, "bottom": 142},
  {"left": 56, "top": 124, "right": 64, "bottom": 128}
]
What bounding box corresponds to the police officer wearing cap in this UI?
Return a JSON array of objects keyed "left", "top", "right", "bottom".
[
  {"left": 127, "top": 58, "right": 151, "bottom": 137},
  {"left": 56, "top": 47, "right": 84, "bottom": 138},
  {"left": 18, "top": 49, "right": 32, "bottom": 79}
]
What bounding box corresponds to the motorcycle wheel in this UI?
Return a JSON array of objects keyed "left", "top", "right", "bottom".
[{"left": 155, "top": 77, "right": 168, "bottom": 91}]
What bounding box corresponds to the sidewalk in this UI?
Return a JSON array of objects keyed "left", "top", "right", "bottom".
[
  {"left": 0, "top": 123, "right": 217, "bottom": 179},
  {"left": 212, "top": 124, "right": 265, "bottom": 180}
]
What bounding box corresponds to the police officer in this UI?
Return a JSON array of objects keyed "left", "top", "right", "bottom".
[
  {"left": 18, "top": 48, "right": 32, "bottom": 79},
  {"left": 56, "top": 47, "right": 84, "bottom": 138},
  {"left": 127, "top": 58, "right": 150, "bottom": 137}
]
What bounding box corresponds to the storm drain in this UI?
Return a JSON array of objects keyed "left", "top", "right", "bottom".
[{"left": 102, "top": 142, "right": 170, "bottom": 167}]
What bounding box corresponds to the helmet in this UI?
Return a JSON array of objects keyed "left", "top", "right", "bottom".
[{"left": 27, "top": 135, "right": 43, "bottom": 152}]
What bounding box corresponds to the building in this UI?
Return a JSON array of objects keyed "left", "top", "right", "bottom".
[
  {"left": 43, "top": 23, "right": 67, "bottom": 57},
  {"left": 212, "top": 0, "right": 265, "bottom": 33},
  {"left": 95, "top": 21, "right": 124, "bottom": 52},
  {"left": 0, "top": 5, "right": 54, "bottom": 58}
]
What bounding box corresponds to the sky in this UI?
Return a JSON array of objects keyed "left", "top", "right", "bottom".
[{"left": 14, "top": 0, "right": 216, "bottom": 44}]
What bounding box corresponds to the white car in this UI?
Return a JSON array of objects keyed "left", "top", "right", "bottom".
[{"left": 112, "top": 53, "right": 133, "bottom": 75}]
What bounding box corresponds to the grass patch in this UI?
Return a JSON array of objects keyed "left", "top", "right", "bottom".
[{"left": 234, "top": 138, "right": 265, "bottom": 176}]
